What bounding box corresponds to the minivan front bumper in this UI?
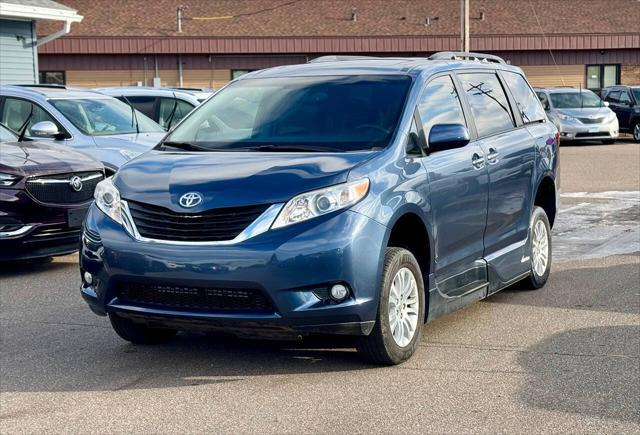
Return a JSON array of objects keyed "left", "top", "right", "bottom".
[{"left": 80, "top": 204, "right": 387, "bottom": 338}]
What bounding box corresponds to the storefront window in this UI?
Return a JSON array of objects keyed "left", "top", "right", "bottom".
[
  {"left": 586, "top": 65, "right": 620, "bottom": 90},
  {"left": 39, "top": 71, "right": 65, "bottom": 85}
]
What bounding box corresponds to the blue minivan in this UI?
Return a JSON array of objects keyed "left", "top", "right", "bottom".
[{"left": 81, "top": 52, "right": 559, "bottom": 364}]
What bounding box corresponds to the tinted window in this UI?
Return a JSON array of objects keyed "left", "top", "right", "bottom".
[
  {"left": 49, "top": 98, "right": 163, "bottom": 136},
  {"left": 417, "top": 75, "right": 466, "bottom": 141},
  {"left": 166, "top": 75, "right": 412, "bottom": 152},
  {"left": 121, "top": 96, "right": 157, "bottom": 120},
  {"left": 604, "top": 91, "right": 620, "bottom": 103},
  {"left": 633, "top": 88, "right": 640, "bottom": 102},
  {"left": 459, "top": 73, "right": 514, "bottom": 137},
  {"left": 502, "top": 72, "right": 545, "bottom": 123},
  {"left": 537, "top": 92, "right": 550, "bottom": 110},
  {"left": 619, "top": 91, "right": 632, "bottom": 105},
  {"left": 549, "top": 91, "right": 604, "bottom": 109},
  {"left": 1, "top": 98, "right": 64, "bottom": 137},
  {"left": 158, "top": 98, "right": 194, "bottom": 129}
]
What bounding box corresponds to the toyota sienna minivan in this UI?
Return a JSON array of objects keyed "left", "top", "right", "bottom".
[{"left": 80, "top": 52, "right": 559, "bottom": 364}]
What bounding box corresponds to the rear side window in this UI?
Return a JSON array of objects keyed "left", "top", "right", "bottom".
[
  {"left": 604, "top": 90, "right": 620, "bottom": 103},
  {"left": 459, "top": 73, "right": 515, "bottom": 137},
  {"left": 502, "top": 71, "right": 545, "bottom": 123},
  {"left": 417, "top": 75, "right": 466, "bottom": 141}
]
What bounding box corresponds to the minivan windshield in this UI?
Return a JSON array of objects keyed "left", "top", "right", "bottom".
[
  {"left": 163, "top": 75, "right": 412, "bottom": 152},
  {"left": 549, "top": 90, "right": 604, "bottom": 109},
  {"left": 49, "top": 98, "right": 164, "bottom": 136}
]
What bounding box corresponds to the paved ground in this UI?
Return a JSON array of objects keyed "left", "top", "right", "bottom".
[{"left": 1, "top": 140, "right": 639, "bottom": 433}]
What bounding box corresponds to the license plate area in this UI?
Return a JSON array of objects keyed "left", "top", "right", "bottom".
[
  {"left": 67, "top": 208, "right": 88, "bottom": 228},
  {"left": 588, "top": 127, "right": 600, "bottom": 133}
]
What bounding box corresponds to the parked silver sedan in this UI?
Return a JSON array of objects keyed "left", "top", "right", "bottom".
[{"left": 535, "top": 88, "right": 619, "bottom": 144}]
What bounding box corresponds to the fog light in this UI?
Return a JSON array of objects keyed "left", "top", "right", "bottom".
[
  {"left": 83, "top": 271, "right": 93, "bottom": 285},
  {"left": 330, "top": 284, "right": 349, "bottom": 302}
]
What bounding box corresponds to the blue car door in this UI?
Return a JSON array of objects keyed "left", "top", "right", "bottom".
[
  {"left": 417, "top": 74, "right": 489, "bottom": 297},
  {"left": 457, "top": 71, "right": 538, "bottom": 291}
]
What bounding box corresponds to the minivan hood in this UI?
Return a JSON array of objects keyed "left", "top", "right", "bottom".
[
  {"left": 115, "top": 150, "right": 375, "bottom": 211},
  {"left": 556, "top": 107, "right": 612, "bottom": 117},
  {"left": 0, "top": 141, "right": 102, "bottom": 177},
  {"left": 91, "top": 132, "right": 166, "bottom": 152}
]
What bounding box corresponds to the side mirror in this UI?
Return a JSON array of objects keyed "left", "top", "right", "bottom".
[
  {"left": 603, "top": 101, "right": 610, "bottom": 107},
  {"left": 427, "top": 123, "right": 470, "bottom": 154},
  {"left": 30, "top": 121, "right": 60, "bottom": 138}
]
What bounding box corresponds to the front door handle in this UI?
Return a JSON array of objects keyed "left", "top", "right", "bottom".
[
  {"left": 487, "top": 148, "right": 499, "bottom": 164},
  {"left": 471, "top": 153, "right": 485, "bottom": 169}
]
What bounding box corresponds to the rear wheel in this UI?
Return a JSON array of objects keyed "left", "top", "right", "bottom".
[
  {"left": 521, "top": 206, "right": 552, "bottom": 289},
  {"left": 356, "top": 247, "right": 425, "bottom": 365},
  {"left": 109, "top": 313, "right": 177, "bottom": 344},
  {"left": 633, "top": 122, "right": 640, "bottom": 142}
]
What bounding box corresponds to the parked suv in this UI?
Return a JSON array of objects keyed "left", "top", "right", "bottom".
[
  {"left": 601, "top": 85, "right": 640, "bottom": 142},
  {"left": 0, "top": 85, "right": 166, "bottom": 175},
  {"left": 0, "top": 124, "right": 104, "bottom": 261},
  {"left": 95, "top": 87, "right": 200, "bottom": 130},
  {"left": 535, "top": 87, "right": 619, "bottom": 144},
  {"left": 80, "top": 52, "right": 559, "bottom": 364}
]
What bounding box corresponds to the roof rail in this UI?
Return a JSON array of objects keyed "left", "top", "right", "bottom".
[
  {"left": 428, "top": 51, "right": 506, "bottom": 64},
  {"left": 308, "top": 55, "right": 382, "bottom": 63}
]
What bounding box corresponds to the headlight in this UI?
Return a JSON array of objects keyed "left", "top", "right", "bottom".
[
  {"left": 272, "top": 178, "right": 369, "bottom": 229},
  {"left": 94, "top": 178, "right": 124, "bottom": 224},
  {"left": 607, "top": 111, "right": 618, "bottom": 121},
  {"left": 557, "top": 113, "right": 576, "bottom": 122},
  {"left": 119, "top": 149, "right": 140, "bottom": 160},
  {"left": 0, "top": 173, "right": 20, "bottom": 187}
]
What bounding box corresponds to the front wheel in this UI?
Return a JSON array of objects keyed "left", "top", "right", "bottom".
[
  {"left": 356, "top": 247, "right": 425, "bottom": 365},
  {"left": 633, "top": 122, "right": 640, "bottom": 143},
  {"left": 521, "top": 206, "right": 552, "bottom": 289}
]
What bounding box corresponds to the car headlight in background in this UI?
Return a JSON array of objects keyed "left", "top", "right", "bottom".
[
  {"left": 557, "top": 113, "right": 576, "bottom": 122},
  {"left": 119, "top": 149, "right": 140, "bottom": 161},
  {"left": 0, "top": 173, "right": 20, "bottom": 187},
  {"left": 272, "top": 178, "right": 370, "bottom": 229}
]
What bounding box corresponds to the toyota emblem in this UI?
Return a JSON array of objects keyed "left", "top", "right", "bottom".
[
  {"left": 69, "top": 176, "right": 83, "bottom": 192},
  {"left": 179, "top": 192, "right": 203, "bottom": 208}
]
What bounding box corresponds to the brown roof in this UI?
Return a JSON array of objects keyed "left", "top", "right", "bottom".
[{"left": 39, "top": 0, "right": 640, "bottom": 38}]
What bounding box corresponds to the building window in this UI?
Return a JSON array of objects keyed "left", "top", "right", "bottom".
[
  {"left": 39, "top": 71, "right": 65, "bottom": 85},
  {"left": 231, "top": 70, "right": 254, "bottom": 80},
  {"left": 586, "top": 65, "right": 619, "bottom": 91}
]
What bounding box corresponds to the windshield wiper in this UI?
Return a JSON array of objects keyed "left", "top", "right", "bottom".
[
  {"left": 17, "top": 105, "right": 34, "bottom": 142},
  {"left": 159, "top": 141, "right": 213, "bottom": 152},
  {"left": 164, "top": 92, "right": 179, "bottom": 131},
  {"left": 121, "top": 95, "right": 140, "bottom": 134},
  {"left": 247, "top": 144, "right": 343, "bottom": 153}
]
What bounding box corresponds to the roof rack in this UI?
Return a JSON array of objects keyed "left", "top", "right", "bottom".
[
  {"left": 308, "top": 55, "right": 383, "bottom": 63},
  {"left": 428, "top": 51, "right": 506, "bottom": 64}
]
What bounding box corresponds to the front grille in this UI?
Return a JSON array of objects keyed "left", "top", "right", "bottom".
[
  {"left": 578, "top": 117, "right": 606, "bottom": 124},
  {"left": 26, "top": 172, "right": 104, "bottom": 204},
  {"left": 116, "top": 282, "right": 274, "bottom": 313},
  {"left": 127, "top": 201, "right": 270, "bottom": 242},
  {"left": 575, "top": 132, "right": 610, "bottom": 138}
]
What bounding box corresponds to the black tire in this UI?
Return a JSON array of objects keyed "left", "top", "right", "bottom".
[
  {"left": 601, "top": 139, "right": 616, "bottom": 145},
  {"left": 109, "top": 313, "right": 177, "bottom": 344},
  {"left": 521, "top": 206, "right": 552, "bottom": 290},
  {"left": 356, "top": 247, "right": 425, "bottom": 365},
  {"left": 632, "top": 121, "right": 640, "bottom": 143}
]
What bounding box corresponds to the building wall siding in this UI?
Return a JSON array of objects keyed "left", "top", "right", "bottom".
[
  {"left": 0, "top": 19, "right": 37, "bottom": 85},
  {"left": 65, "top": 69, "right": 231, "bottom": 87},
  {"left": 621, "top": 65, "right": 640, "bottom": 85},
  {"left": 520, "top": 65, "right": 585, "bottom": 88}
]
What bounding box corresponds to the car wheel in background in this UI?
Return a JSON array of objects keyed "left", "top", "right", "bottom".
[
  {"left": 356, "top": 247, "right": 425, "bottom": 365},
  {"left": 633, "top": 122, "right": 640, "bottom": 142},
  {"left": 109, "top": 313, "right": 177, "bottom": 344},
  {"left": 521, "top": 206, "right": 552, "bottom": 290}
]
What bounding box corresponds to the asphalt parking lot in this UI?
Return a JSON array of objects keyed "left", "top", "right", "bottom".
[{"left": 1, "top": 140, "right": 639, "bottom": 433}]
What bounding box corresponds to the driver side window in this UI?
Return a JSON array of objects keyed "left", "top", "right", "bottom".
[
  {"left": 1, "top": 97, "right": 64, "bottom": 137},
  {"left": 417, "top": 75, "right": 466, "bottom": 142}
]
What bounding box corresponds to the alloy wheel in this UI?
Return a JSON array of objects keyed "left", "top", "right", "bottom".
[
  {"left": 531, "top": 219, "right": 549, "bottom": 277},
  {"left": 388, "top": 267, "right": 420, "bottom": 347},
  {"left": 634, "top": 123, "right": 640, "bottom": 141}
]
